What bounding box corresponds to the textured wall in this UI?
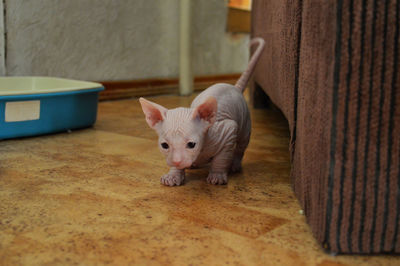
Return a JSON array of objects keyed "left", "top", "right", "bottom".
[
  {"left": 192, "top": 0, "right": 249, "bottom": 76},
  {"left": 0, "top": 0, "right": 5, "bottom": 76},
  {"left": 3, "top": 0, "right": 249, "bottom": 81}
]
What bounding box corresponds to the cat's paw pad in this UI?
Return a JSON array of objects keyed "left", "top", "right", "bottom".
[
  {"left": 207, "top": 172, "right": 228, "bottom": 185},
  {"left": 161, "top": 172, "right": 185, "bottom": 186}
]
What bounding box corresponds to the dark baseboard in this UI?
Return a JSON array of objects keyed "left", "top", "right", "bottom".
[{"left": 98, "top": 74, "right": 241, "bottom": 101}]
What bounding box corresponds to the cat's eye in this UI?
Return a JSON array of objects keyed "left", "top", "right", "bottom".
[
  {"left": 161, "top": 142, "right": 169, "bottom": 149},
  {"left": 186, "top": 142, "right": 196, "bottom": 149}
]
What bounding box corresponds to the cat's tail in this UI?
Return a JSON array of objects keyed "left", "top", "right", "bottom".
[{"left": 235, "top": 37, "right": 265, "bottom": 93}]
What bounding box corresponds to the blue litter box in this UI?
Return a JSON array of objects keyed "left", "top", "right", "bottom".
[{"left": 0, "top": 77, "right": 104, "bottom": 139}]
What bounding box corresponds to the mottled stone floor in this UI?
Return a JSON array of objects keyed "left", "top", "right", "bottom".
[{"left": 0, "top": 94, "right": 398, "bottom": 265}]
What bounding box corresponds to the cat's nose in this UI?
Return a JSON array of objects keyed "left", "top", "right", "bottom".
[{"left": 172, "top": 160, "right": 182, "bottom": 167}]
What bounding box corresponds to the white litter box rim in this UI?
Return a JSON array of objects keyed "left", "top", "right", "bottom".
[{"left": 0, "top": 77, "right": 103, "bottom": 96}]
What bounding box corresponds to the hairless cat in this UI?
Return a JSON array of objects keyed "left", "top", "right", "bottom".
[{"left": 139, "top": 38, "right": 265, "bottom": 186}]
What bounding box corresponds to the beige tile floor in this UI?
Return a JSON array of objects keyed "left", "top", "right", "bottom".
[{"left": 0, "top": 93, "right": 398, "bottom": 265}]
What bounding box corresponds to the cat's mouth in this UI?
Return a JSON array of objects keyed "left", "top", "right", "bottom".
[{"left": 168, "top": 162, "right": 191, "bottom": 170}]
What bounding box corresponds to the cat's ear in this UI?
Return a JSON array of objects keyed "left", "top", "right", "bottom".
[
  {"left": 192, "top": 96, "right": 217, "bottom": 127},
  {"left": 139, "top": 97, "right": 167, "bottom": 130}
]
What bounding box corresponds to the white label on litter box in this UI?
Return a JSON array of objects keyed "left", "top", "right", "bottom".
[{"left": 5, "top": 101, "right": 41, "bottom": 122}]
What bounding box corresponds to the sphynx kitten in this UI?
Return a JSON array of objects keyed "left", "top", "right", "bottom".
[{"left": 139, "top": 38, "right": 265, "bottom": 186}]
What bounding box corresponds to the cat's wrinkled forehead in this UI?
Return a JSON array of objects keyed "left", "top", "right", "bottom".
[{"left": 162, "top": 107, "right": 194, "bottom": 135}]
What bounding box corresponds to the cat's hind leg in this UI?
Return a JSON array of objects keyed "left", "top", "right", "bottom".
[
  {"left": 230, "top": 126, "right": 250, "bottom": 173},
  {"left": 207, "top": 120, "right": 237, "bottom": 185},
  {"left": 230, "top": 150, "right": 245, "bottom": 173}
]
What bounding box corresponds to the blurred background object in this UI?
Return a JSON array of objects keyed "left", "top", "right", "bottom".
[
  {"left": 228, "top": 0, "right": 252, "bottom": 10},
  {"left": 227, "top": 0, "right": 251, "bottom": 33}
]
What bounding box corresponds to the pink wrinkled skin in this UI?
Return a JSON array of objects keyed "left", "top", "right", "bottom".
[{"left": 139, "top": 38, "right": 265, "bottom": 186}]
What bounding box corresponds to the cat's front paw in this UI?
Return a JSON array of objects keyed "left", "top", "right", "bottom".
[
  {"left": 161, "top": 172, "right": 185, "bottom": 186},
  {"left": 207, "top": 172, "right": 228, "bottom": 185}
]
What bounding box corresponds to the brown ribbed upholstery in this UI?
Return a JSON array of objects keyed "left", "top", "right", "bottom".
[{"left": 251, "top": 0, "right": 400, "bottom": 254}]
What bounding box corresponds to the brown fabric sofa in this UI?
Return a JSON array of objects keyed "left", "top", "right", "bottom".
[{"left": 251, "top": 0, "right": 400, "bottom": 254}]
